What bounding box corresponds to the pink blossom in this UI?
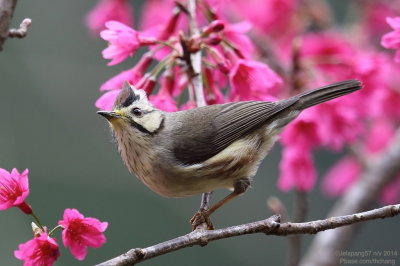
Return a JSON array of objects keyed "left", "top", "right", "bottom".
[
  {"left": 150, "top": 93, "right": 177, "bottom": 112},
  {"left": 278, "top": 146, "right": 316, "bottom": 192},
  {"left": 322, "top": 156, "right": 361, "bottom": 197},
  {"left": 171, "top": 68, "right": 189, "bottom": 97},
  {"left": 180, "top": 100, "right": 197, "bottom": 110},
  {"left": 85, "top": 0, "right": 134, "bottom": 35},
  {"left": 229, "top": 59, "right": 282, "bottom": 101},
  {"left": 100, "top": 68, "right": 141, "bottom": 92},
  {"left": 380, "top": 175, "right": 400, "bottom": 205},
  {"left": 0, "top": 168, "right": 32, "bottom": 214},
  {"left": 381, "top": 17, "right": 400, "bottom": 62},
  {"left": 95, "top": 90, "right": 120, "bottom": 111},
  {"left": 300, "top": 32, "right": 354, "bottom": 79},
  {"left": 204, "top": 67, "right": 225, "bottom": 105},
  {"left": 364, "top": 119, "right": 395, "bottom": 155},
  {"left": 202, "top": 20, "right": 225, "bottom": 35},
  {"left": 281, "top": 109, "right": 321, "bottom": 150},
  {"left": 138, "top": 76, "right": 157, "bottom": 95},
  {"left": 347, "top": 52, "right": 389, "bottom": 117},
  {"left": 101, "top": 21, "right": 147, "bottom": 66},
  {"left": 140, "top": 0, "right": 176, "bottom": 31},
  {"left": 59, "top": 208, "right": 108, "bottom": 260},
  {"left": 312, "top": 100, "right": 363, "bottom": 151},
  {"left": 229, "top": 0, "right": 299, "bottom": 39},
  {"left": 100, "top": 54, "right": 152, "bottom": 91},
  {"left": 361, "top": 2, "right": 399, "bottom": 40},
  {"left": 14, "top": 233, "right": 60, "bottom": 266},
  {"left": 141, "top": 9, "right": 181, "bottom": 61},
  {"left": 150, "top": 73, "right": 178, "bottom": 112},
  {"left": 223, "top": 21, "right": 255, "bottom": 59},
  {"left": 372, "top": 83, "right": 400, "bottom": 120}
]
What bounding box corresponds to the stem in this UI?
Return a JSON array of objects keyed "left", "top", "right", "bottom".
[
  {"left": 154, "top": 40, "right": 180, "bottom": 53},
  {"left": 48, "top": 225, "right": 64, "bottom": 237},
  {"left": 150, "top": 53, "right": 175, "bottom": 78},
  {"left": 188, "top": 0, "right": 206, "bottom": 107},
  {"left": 30, "top": 211, "right": 44, "bottom": 231}
]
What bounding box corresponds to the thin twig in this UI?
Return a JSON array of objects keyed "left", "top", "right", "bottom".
[
  {"left": 96, "top": 204, "right": 400, "bottom": 266},
  {"left": 0, "top": 0, "right": 18, "bottom": 50},
  {"left": 301, "top": 129, "right": 400, "bottom": 266},
  {"left": 188, "top": 0, "right": 206, "bottom": 107},
  {"left": 267, "top": 196, "right": 289, "bottom": 223},
  {"left": 8, "top": 17, "right": 31, "bottom": 38}
]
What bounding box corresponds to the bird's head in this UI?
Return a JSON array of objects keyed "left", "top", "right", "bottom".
[{"left": 97, "top": 81, "right": 164, "bottom": 135}]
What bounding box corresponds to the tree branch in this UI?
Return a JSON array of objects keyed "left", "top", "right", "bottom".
[
  {"left": 0, "top": 0, "right": 31, "bottom": 50},
  {"left": 0, "top": 0, "right": 17, "bottom": 50},
  {"left": 96, "top": 204, "right": 400, "bottom": 266},
  {"left": 8, "top": 17, "right": 31, "bottom": 38},
  {"left": 300, "top": 129, "right": 400, "bottom": 266}
]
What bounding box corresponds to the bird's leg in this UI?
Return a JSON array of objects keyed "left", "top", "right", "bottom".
[
  {"left": 200, "top": 191, "right": 213, "bottom": 212},
  {"left": 190, "top": 178, "right": 250, "bottom": 230}
]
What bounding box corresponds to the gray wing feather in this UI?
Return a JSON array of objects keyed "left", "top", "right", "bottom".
[
  {"left": 169, "top": 79, "right": 361, "bottom": 165},
  {"left": 171, "top": 100, "right": 297, "bottom": 165}
]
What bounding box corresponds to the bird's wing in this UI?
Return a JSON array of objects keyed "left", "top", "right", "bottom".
[{"left": 171, "top": 100, "right": 297, "bottom": 165}]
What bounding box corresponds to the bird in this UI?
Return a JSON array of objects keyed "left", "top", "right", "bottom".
[{"left": 98, "top": 79, "right": 362, "bottom": 229}]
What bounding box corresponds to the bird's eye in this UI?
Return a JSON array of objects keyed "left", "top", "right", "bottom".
[{"left": 131, "top": 107, "right": 143, "bottom": 117}]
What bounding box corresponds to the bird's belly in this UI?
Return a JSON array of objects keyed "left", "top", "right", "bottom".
[{"left": 145, "top": 131, "right": 279, "bottom": 198}]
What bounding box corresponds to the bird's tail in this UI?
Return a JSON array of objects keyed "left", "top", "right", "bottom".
[{"left": 295, "top": 80, "right": 362, "bottom": 110}]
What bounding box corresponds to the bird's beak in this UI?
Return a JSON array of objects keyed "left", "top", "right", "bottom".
[{"left": 97, "top": 111, "right": 121, "bottom": 121}]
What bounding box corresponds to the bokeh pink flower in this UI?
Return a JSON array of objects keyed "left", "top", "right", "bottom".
[
  {"left": 381, "top": 17, "right": 400, "bottom": 62},
  {"left": 58, "top": 208, "right": 108, "bottom": 260},
  {"left": 100, "top": 54, "right": 153, "bottom": 91},
  {"left": 95, "top": 90, "right": 120, "bottom": 111},
  {"left": 150, "top": 71, "right": 178, "bottom": 112},
  {"left": 223, "top": 21, "right": 255, "bottom": 59},
  {"left": 229, "top": 59, "right": 282, "bottom": 101},
  {"left": 86, "top": 0, "right": 134, "bottom": 35},
  {"left": 380, "top": 176, "right": 400, "bottom": 204},
  {"left": 312, "top": 100, "right": 363, "bottom": 151},
  {"left": 278, "top": 146, "right": 316, "bottom": 192},
  {"left": 322, "top": 156, "right": 361, "bottom": 197},
  {"left": 281, "top": 109, "right": 321, "bottom": 150}
]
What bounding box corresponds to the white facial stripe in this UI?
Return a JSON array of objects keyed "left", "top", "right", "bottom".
[{"left": 133, "top": 111, "right": 164, "bottom": 133}]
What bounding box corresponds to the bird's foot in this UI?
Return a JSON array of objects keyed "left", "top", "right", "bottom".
[{"left": 190, "top": 210, "right": 214, "bottom": 231}]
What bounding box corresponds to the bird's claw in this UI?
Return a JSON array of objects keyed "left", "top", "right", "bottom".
[{"left": 190, "top": 210, "right": 214, "bottom": 230}]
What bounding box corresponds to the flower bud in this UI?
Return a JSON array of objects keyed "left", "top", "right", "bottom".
[
  {"left": 204, "top": 35, "right": 222, "bottom": 46},
  {"left": 202, "top": 20, "right": 225, "bottom": 36}
]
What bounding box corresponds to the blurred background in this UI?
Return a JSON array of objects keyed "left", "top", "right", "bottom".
[{"left": 0, "top": 0, "right": 398, "bottom": 265}]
